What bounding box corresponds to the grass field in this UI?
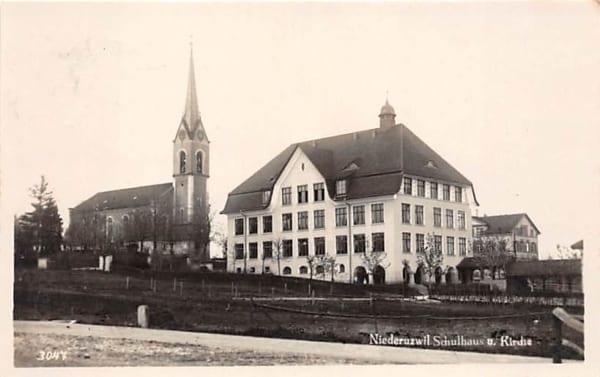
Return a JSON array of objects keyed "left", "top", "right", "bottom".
[{"left": 13, "top": 269, "right": 584, "bottom": 360}]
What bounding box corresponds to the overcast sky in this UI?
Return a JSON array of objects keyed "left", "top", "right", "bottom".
[{"left": 2, "top": 2, "right": 599, "bottom": 259}]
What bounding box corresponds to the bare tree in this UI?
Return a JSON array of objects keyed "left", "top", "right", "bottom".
[
  {"left": 317, "top": 254, "right": 338, "bottom": 283},
  {"left": 416, "top": 233, "right": 444, "bottom": 284},
  {"left": 553, "top": 244, "right": 582, "bottom": 260},
  {"left": 360, "top": 240, "right": 390, "bottom": 285},
  {"left": 305, "top": 254, "right": 319, "bottom": 281},
  {"left": 272, "top": 237, "right": 283, "bottom": 275},
  {"left": 474, "top": 236, "right": 513, "bottom": 278}
]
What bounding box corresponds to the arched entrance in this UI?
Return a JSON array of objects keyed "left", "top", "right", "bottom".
[
  {"left": 435, "top": 267, "right": 443, "bottom": 284},
  {"left": 373, "top": 265, "right": 386, "bottom": 285},
  {"left": 354, "top": 266, "right": 368, "bottom": 285},
  {"left": 402, "top": 265, "right": 411, "bottom": 284},
  {"left": 446, "top": 267, "right": 457, "bottom": 284},
  {"left": 415, "top": 265, "right": 424, "bottom": 284}
]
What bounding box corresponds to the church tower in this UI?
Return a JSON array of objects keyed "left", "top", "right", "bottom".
[{"left": 172, "top": 45, "right": 210, "bottom": 259}]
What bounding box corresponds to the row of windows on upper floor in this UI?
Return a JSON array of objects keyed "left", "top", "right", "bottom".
[
  {"left": 473, "top": 225, "right": 537, "bottom": 238},
  {"left": 273, "top": 179, "right": 465, "bottom": 207},
  {"left": 233, "top": 232, "right": 470, "bottom": 260},
  {"left": 234, "top": 204, "right": 467, "bottom": 235},
  {"left": 179, "top": 150, "right": 204, "bottom": 174}
]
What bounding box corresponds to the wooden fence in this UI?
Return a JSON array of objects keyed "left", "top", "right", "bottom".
[{"left": 552, "top": 307, "right": 584, "bottom": 363}]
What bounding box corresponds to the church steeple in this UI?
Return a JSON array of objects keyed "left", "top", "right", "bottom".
[{"left": 179, "top": 43, "right": 207, "bottom": 140}]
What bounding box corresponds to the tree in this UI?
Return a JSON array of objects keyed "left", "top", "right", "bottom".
[
  {"left": 474, "top": 236, "right": 513, "bottom": 278},
  {"left": 317, "top": 254, "right": 338, "bottom": 283},
  {"left": 305, "top": 254, "right": 319, "bottom": 281},
  {"left": 272, "top": 237, "right": 283, "bottom": 275},
  {"left": 17, "top": 176, "right": 63, "bottom": 256},
  {"left": 553, "top": 244, "right": 582, "bottom": 260},
  {"left": 360, "top": 240, "right": 390, "bottom": 285},
  {"left": 416, "top": 233, "right": 443, "bottom": 285}
]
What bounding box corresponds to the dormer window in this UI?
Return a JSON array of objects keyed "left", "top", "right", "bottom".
[
  {"left": 336, "top": 179, "right": 347, "bottom": 197},
  {"left": 262, "top": 190, "right": 271, "bottom": 205}
]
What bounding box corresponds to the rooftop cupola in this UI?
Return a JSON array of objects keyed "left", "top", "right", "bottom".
[{"left": 379, "top": 98, "right": 396, "bottom": 128}]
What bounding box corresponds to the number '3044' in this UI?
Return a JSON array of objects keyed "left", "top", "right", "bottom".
[{"left": 36, "top": 351, "right": 67, "bottom": 361}]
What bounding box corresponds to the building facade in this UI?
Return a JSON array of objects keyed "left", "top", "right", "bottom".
[
  {"left": 67, "top": 49, "right": 211, "bottom": 260},
  {"left": 221, "top": 100, "right": 478, "bottom": 284},
  {"left": 472, "top": 213, "right": 540, "bottom": 261}
]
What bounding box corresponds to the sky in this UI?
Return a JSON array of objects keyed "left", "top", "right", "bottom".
[{"left": 1, "top": 2, "right": 599, "bottom": 259}]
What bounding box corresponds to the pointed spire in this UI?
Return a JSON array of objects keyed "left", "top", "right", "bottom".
[{"left": 182, "top": 40, "right": 203, "bottom": 134}]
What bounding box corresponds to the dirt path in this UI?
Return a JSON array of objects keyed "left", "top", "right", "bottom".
[{"left": 14, "top": 320, "right": 553, "bottom": 365}]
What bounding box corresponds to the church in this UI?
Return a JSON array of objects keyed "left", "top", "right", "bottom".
[{"left": 66, "top": 50, "right": 211, "bottom": 261}]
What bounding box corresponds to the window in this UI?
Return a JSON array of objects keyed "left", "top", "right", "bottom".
[
  {"left": 298, "top": 211, "right": 308, "bottom": 230},
  {"left": 335, "top": 207, "right": 347, "bottom": 227},
  {"left": 314, "top": 237, "right": 325, "bottom": 255},
  {"left": 336, "top": 235, "right": 348, "bottom": 254},
  {"left": 531, "top": 242, "right": 537, "bottom": 253},
  {"left": 283, "top": 267, "right": 292, "bottom": 275},
  {"left": 455, "top": 186, "right": 462, "bottom": 202},
  {"left": 234, "top": 244, "right": 244, "bottom": 259},
  {"left": 446, "top": 209, "right": 454, "bottom": 229},
  {"left": 339, "top": 264, "right": 345, "bottom": 273},
  {"left": 433, "top": 208, "right": 441, "bottom": 227},
  {"left": 443, "top": 184, "right": 450, "bottom": 201},
  {"left": 248, "top": 217, "right": 258, "bottom": 234},
  {"left": 415, "top": 205, "right": 424, "bottom": 225},
  {"left": 371, "top": 203, "right": 384, "bottom": 224},
  {"left": 417, "top": 180, "right": 425, "bottom": 197},
  {"left": 249, "top": 267, "right": 256, "bottom": 273},
  {"left": 313, "top": 183, "right": 325, "bottom": 201},
  {"left": 263, "top": 215, "right": 272, "bottom": 233},
  {"left": 107, "top": 217, "right": 113, "bottom": 241},
  {"left": 314, "top": 209, "right": 325, "bottom": 229},
  {"left": 434, "top": 235, "right": 442, "bottom": 253},
  {"left": 416, "top": 233, "right": 425, "bottom": 252},
  {"left": 263, "top": 241, "right": 272, "bottom": 258},
  {"left": 249, "top": 242, "right": 258, "bottom": 259},
  {"left": 283, "top": 240, "right": 293, "bottom": 257},
  {"left": 282, "top": 213, "right": 292, "bottom": 231},
  {"left": 354, "top": 234, "right": 366, "bottom": 253},
  {"left": 299, "top": 266, "right": 308, "bottom": 274},
  {"left": 298, "top": 238, "right": 309, "bottom": 256},
  {"left": 262, "top": 190, "right": 271, "bottom": 205},
  {"left": 264, "top": 266, "right": 270, "bottom": 273},
  {"left": 402, "top": 203, "right": 410, "bottom": 224},
  {"left": 457, "top": 211, "right": 465, "bottom": 230},
  {"left": 430, "top": 182, "right": 438, "bottom": 199},
  {"left": 372, "top": 232, "right": 385, "bottom": 252},
  {"left": 282, "top": 187, "right": 292, "bottom": 205},
  {"left": 353, "top": 205, "right": 365, "bottom": 225},
  {"left": 336, "top": 179, "right": 347, "bottom": 197},
  {"left": 316, "top": 265, "right": 325, "bottom": 275},
  {"left": 459, "top": 237, "right": 467, "bottom": 256},
  {"left": 179, "top": 151, "right": 186, "bottom": 174},
  {"left": 235, "top": 218, "right": 244, "bottom": 235},
  {"left": 402, "top": 232, "right": 411, "bottom": 253},
  {"left": 297, "top": 185, "right": 308, "bottom": 203},
  {"left": 196, "top": 151, "right": 203, "bottom": 173},
  {"left": 447, "top": 237, "right": 455, "bottom": 256},
  {"left": 403, "top": 177, "right": 412, "bottom": 195}
]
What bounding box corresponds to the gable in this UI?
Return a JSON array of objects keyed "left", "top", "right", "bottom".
[{"left": 222, "top": 123, "right": 474, "bottom": 214}]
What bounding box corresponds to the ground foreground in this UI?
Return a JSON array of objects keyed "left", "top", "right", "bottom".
[
  {"left": 13, "top": 269, "right": 584, "bottom": 360},
  {"left": 14, "top": 321, "right": 555, "bottom": 366}
]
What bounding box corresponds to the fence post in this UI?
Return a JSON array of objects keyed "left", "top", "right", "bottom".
[
  {"left": 284, "top": 283, "right": 288, "bottom": 294},
  {"left": 231, "top": 281, "right": 234, "bottom": 295},
  {"left": 179, "top": 281, "right": 183, "bottom": 296},
  {"left": 308, "top": 282, "right": 311, "bottom": 296},
  {"left": 271, "top": 287, "right": 275, "bottom": 298},
  {"left": 370, "top": 293, "right": 373, "bottom": 308},
  {"left": 173, "top": 278, "right": 177, "bottom": 292},
  {"left": 552, "top": 313, "right": 563, "bottom": 363},
  {"left": 150, "top": 277, "right": 153, "bottom": 290},
  {"left": 258, "top": 281, "right": 262, "bottom": 295},
  {"left": 311, "top": 289, "right": 315, "bottom": 306},
  {"left": 202, "top": 279, "right": 205, "bottom": 291},
  {"left": 126, "top": 276, "right": 130, "bottom": 290}
]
